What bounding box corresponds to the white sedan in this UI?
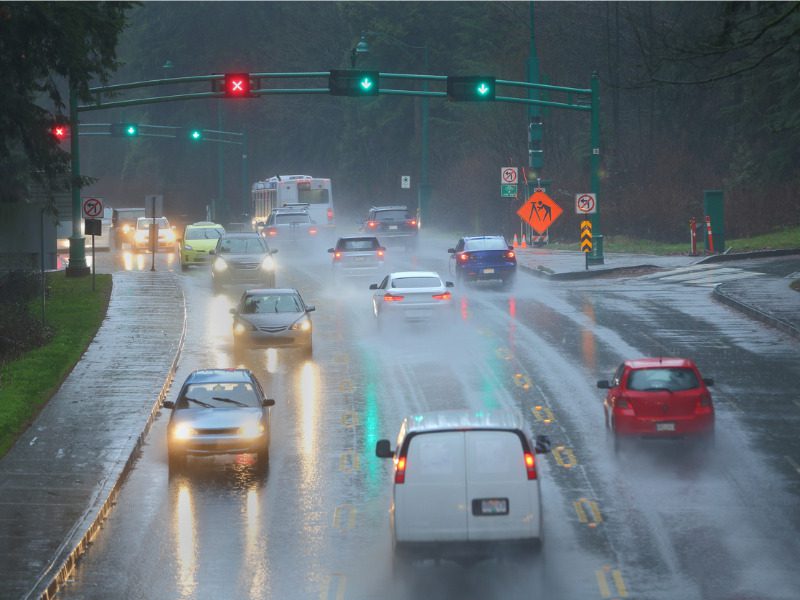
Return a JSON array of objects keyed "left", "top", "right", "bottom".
[{"left": 369, "top": 271, "right": 454, "bottom": 323}]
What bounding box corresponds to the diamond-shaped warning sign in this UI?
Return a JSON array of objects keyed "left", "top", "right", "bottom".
[{"left": 517, "top": 191, "right": 562, "bottom": 234}]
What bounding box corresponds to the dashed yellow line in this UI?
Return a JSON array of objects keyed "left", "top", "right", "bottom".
[
  {"left": 532, "top": 405, "right": 556, "bottom": 424},
  {"left": 595, "top": 566, "right": 627, "bottom": 598},
  {"left": 552, "top": 446, "right": 578, "bottom": 469},
  {"left": 513, "top": 373, "right": 532, "bottom": 391},
  {"left": 339, "top": 450, "right": 360, "bottom": 473},
  {"left": 333, "top": 504, "right": 357, "bottom": 530},
  {"left": 320, "top": 573, "right": 346, "bottom": 600},
  {"left": 495, "top": 346, "right": 513, "bottom": 360},
  {"left": 573, "top": 498, "right": 603, "bottom": 527}
]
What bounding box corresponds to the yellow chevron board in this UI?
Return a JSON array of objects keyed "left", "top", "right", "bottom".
[{"left": 580, "top": 220, "right": 593, "bottom": 253}]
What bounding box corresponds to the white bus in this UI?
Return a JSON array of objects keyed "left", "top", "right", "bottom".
[{"left": 251, "top": 175, "right": 334, "bottom": 231}]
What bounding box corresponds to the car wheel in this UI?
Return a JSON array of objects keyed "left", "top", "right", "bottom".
[
  {"left": 168, "top": 448, "right": 186, "bottom": 472},
  {"left": 256, "top": 446, "right": 269, "bottom": 471}
]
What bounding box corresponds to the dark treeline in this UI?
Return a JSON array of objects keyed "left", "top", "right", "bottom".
[{"left": 80, "top": 1, "right": 800, "bottom": 242}]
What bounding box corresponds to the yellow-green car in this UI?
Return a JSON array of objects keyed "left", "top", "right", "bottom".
[{"left": 180, "top": 222, "right": 225, "bottom": 270}]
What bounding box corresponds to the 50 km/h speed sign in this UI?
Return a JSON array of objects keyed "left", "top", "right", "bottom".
[
  {"left": 81, "top": 197, "right": 104, "bottom": 219},
  {"left": 575, "top": 193, "right": 596, "bottom": 215}
]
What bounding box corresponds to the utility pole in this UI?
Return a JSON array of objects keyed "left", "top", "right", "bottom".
[{"left": 527, "top": 1, "right": 543, "bottom": 246}]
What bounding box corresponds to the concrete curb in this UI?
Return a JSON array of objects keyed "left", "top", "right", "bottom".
[
  {"left": 712, "top": 284, "right": 800, "bottom": 340},
  {"left": 696, "top": 247, "right": 800, "bottom": 264},
  {"left": 519, "top": 263, "right": 663, "bottom": 281},
  {"left": 29, "top": 275, "right": 188, "bottom": 600}
]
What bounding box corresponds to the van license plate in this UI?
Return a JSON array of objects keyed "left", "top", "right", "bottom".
[
  {"left": 473, "top": 498, "right": 509, "bottom": 516},
  {"left": 656, "top": 422, "right": 675, "bottom": 432},
  {"left": 389, "top": 225, "right": 398, "bottom": 230},
  {"left": 483, "top": 268, "right": 495, "bottom": 274}
]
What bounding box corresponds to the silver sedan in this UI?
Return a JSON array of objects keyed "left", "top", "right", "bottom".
[
  {"left": 369, "top": 271, "right": 455, "bottom": 323},
  {"left": 230, "top": 288, "right": 314, "bottom": 354}
]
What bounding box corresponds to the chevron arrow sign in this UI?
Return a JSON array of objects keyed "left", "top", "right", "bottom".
[{"left": 580, "top": 220, "right": 593, "bottom": 253}]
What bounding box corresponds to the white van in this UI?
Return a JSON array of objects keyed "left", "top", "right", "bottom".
[{"left": 375, "top": 410, "right": 551, "bottom": 566}]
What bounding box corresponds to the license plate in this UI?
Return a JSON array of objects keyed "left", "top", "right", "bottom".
[
  {"left": 354, "top": 256, "right": 365, "bottom": 261},
  {"left": 473, "top": 498, "right": 509, "bottom": 516},
  {"left": 483, "top": 268, "right": 495, "bottom": 274},
  {"left": 656, "top": 422, "right": 676, "bottom": 432},
  {"left": 389, "top": 225, "right": 398, "bottom": 230}
]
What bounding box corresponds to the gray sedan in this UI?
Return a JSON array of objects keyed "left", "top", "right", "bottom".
[{"left": 230, "top": 288, "right": 315, "bottom": 354}]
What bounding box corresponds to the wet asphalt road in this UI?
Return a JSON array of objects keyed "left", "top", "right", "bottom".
[{"left": 57, "top": 243, "right": 800, "bottom": 600}]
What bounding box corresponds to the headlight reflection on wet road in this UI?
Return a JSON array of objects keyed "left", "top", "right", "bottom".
[
  {"left": 174, "top": 483, "right": 197, "bottom": 599},
  {"left": 243, "top": 486, "right": 268, "bottom": 598}
]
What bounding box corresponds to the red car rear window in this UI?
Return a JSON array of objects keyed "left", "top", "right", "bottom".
[{"left": 627, "top": 368, "right": 699, "bottom": 392}]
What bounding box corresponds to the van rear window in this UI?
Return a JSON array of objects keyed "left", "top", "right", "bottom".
[
  {"left": 405, "top": 432, "right": 463, "bottom": 483},
  {"left": 466, "top": 431, "right": 526, "bottom": 481}
]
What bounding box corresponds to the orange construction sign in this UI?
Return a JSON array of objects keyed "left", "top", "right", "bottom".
[{"left": 517, "top": 190, "right": 563, "bottom": 235}]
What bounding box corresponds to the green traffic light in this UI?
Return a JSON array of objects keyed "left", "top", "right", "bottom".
[
  {"left": 360, "top": 77, "right": 374, "bottom": 91},
  {"left": 477, "top": 83, "right": 490, "bottom": 96},
  {"left": 190, "top": 129, "right": 202, "bottom": 140},
  {"left": 125, "top": 125, "right": 138, "bottom": 136}
]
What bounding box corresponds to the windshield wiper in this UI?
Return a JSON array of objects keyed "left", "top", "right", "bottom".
[
  {"left": 211, "top": 396, "right": 249, "bottom": 407},
  {"left": 183, "top": 396, "right": 214, "bottom": 408}
]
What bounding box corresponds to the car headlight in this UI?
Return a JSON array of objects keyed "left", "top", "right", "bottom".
[
  {"left": 261, "top": 256, "right": 275, "bottom": 271},
  {"left": 164, "top": 230, "right": 176, "bottom": 242},
  {"left": 183, "top": 244, "right": 193, "bottom": 251},
  {"left": 239, "top": 421, "right": 265, "bottom": 439},
  {"left": 213, "top": 257, "right": 228, "bottom": 271},
  {"left": 290, "top": 316, "right": 312, "bottom": 332},
  {"left": 122, "top": 224, "right": 131, "bottom": 234},
  {"left": 173, "top": 423, "right": 196, "bottom": 440},
  {"left": 233, "top": 321, "right": 253, "bottom": 335}
]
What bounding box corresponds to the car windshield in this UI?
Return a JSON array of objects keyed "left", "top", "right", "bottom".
[
  {"left": 464, "top": 237, "right": 508, "bottom": 251},
  {"left": 627, "top": 367, "right": 700, "bottom": 391},
  {"left": 137, "top": 218, "right": 169, "bottom": 229},
  {"left": 339, "top": 238, "right": 379, "bottom": 251},
  {"left": 274, "top": 213, "right": 311, "bottom": 224},
  {"left": 179, "top": 382, "right": 259, "bottom": 408},
  {"left": 218, "top": 237, "right": 266, "bottom": 254},
  {"left": 391, "top": 276, "right": 441, "bottom": 288},
  {"left": 374, "top": 210, "right": 408, "bottom": 221},
  {"left": 185, "top": 227, "right": 224, "bottom": 240},
  {"left": 242, "top": 294, "right": 303, "bottom": 314}
]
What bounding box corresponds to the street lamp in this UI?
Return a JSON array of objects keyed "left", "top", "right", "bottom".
[{"left": 352, "top": 32, "right": 431, "bottom": 228}]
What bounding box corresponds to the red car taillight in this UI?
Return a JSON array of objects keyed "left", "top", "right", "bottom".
[
  {"left": 524, "top": 451, "right": 537, "bottom": 480},
  {"left": 333, "top": 251, "right": 342, "bottom": 260},
  {"left": 432, "top": 291, "right": 451, "bottom": 300},
  {"left": 458, "top": 252, "right": 470, "bottom": 262},
  {"left": 367, "top": 221, "right": 378, "bottom": 229},
  {"left": 377, "top": 249, "right": 385, "bottom": 258},
  {"left": 395, "top": 455, "right": 407, "bottom": 484},
  {"left": 407, "top": 219, "right": 417, "bottom": 227},
  {"left": 506, "top": 251, "right": 516, "bottom": 259},
  {"left": 267, "top": 228, "right": 277, "bottom": 236},
  {"left": 383, "top": 294, "right": 404, "bottom": 302},
  {"left": 309, "top": 227, "right": 318, "bottom": 235}
]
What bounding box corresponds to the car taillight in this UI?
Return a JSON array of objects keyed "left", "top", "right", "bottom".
[
  {"left": 432, "top": 291, "right": 451, "bottom": 300},
  {"left": 506, "top": 251, "right": 516, "bottom": 259},
  {"left": 334, "top": 251, "right": 342, "bottom": 260},
  {"left": 395, "top": 455, "right": 407, "bottom": 484},
  {"left": 383, "top": 294, "right": 404, "bottom": 302},
  {"left": 524, "top": 452, "right": 537, "bottom": 480},
  {"left": 267, "top": 228, "right": 277, "bottom": 236},
  {"left": 407, "top": 219, "right": 417, "bottom": 227},
  {"left": 458, "top": 252, "right": 470, "bottom": 262},
  {"left": 327, "top": 208, "right": 334, "bottom": 222},
  {"left": 309, "top": 227, "right": 318, "bottom": 235},
  {"left": 367, "top": 221, "right": 378, "bottom": 229},
  {"left": 377, "top": 249, "right": 385, "bottom": 258}
]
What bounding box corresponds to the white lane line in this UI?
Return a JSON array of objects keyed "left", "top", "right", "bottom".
[{"left": 29, "top": 437, "right": 38, "bottom": 446}]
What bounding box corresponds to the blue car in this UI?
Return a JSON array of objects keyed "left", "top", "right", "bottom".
[{"left": 448, "top": 236, "right": 517, "bottom": 287}]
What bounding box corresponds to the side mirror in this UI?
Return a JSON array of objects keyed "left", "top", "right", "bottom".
[
  {"left": 369, "top": 283, "right": 378, "bottom": 290},
  {"left": 229, "top": 308, "right": 237, "bottom": 315},
  {"left": 447, "top": 248, "right": 455, "bottom": 254},
  {"left": 375, "top": 439, "right": 394, "bottom": 458},
  {"left": 703, "top": 378, "right": 714, "bottom": 387},
  {"left": 262, "top": 398, "right": 276, "bottom": 407},
  {"left": 327, "top": 248, "right": 334, "bottom": 253},
  {"left": 445, "top": 281, "right": 454, "bottom": 288},
  {"left": 535, "top": 434, "right": 551, "bottom": 454},
  {"left": 163, "top": 400, "right": 175, "bottom": 409},
  {"left": 597, "top": 380, "right": 610, "bottom": 389},
  {"left": 209, "top": 249, "right": 216, "bottom": 255},
  {"left": 306, "top": 305, "right": 316, "bottom": 312}
]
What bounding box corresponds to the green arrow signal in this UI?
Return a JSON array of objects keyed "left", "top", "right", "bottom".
[
  {"left": 190, "top": 130, "right": 201, "bottom": 140},
  {"left": 477, "top": 83, "right": 490, "bottom": 96},
  {"left": 125, "top": 125, "right": 137, "bottom": 136},
  {"left": 360, "top": 77, "right": 373, "bottom": 90}
]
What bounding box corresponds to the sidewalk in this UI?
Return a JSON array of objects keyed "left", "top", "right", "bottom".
[
  {"left": 513, "top": 246, "right": 800, "bottom": 339},
  {"left": 0, "top": 271, "right": 185, "bottom": 600}
]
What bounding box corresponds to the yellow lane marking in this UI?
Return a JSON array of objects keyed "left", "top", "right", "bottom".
[
  {"left": 573, "top": 498, "right": 603, "bottom": 527},
  {"left": 341, "top": 411, "right": 359, "bottom": 428},
  {"left": 320, "top": 573, "right": 346, "bottom": 600},
  {"left": 532, "top": 405, "right": 556, "bottom": 424},
  {"left": 785, "top": 455, "right": 800, "bottom": 476},
  {"left": 495, "top": 346, "right": 513, "bottom": 360},
  {"left": 552, "top": 446, "right": 578, "bottom": 468},
  {"left": 596, "top": 566, "right": 627, "bottom": 598},
  {"left": 339, "top": 450, "right": 360, "bottom": 473},
  {"left": 333, "top": 504, "right": 357, "bottom": 530},
  {"left": 513, "top": 373, "right": 532, "bottom": 391}
]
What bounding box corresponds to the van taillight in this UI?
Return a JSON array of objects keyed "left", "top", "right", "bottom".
[
  {"left": 308, "top": 227, "right": 318, "bottom": 235},
  {"left": 395, "top": 455, "right": 407, "bottom": 484},
  {"left": 327, "top": 208, "right": 334, "bottom": 222},
  {"left": 524, "top": 452, "right": 537, "bottom": 480}
]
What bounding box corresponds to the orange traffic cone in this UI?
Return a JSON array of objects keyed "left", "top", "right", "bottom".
[
  {"left": 512, "top": 233, "right": 519, "bottom": 248},
  {"left": 520, "top": 235, "right": 527, "bottom": 249}
]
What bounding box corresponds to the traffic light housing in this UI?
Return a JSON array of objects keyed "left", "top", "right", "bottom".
[
  {"left": 329, "top": 69, "right": 379, "bottom": 97},
  {"left": 446, "top": 75, "right": 496, "bottom": 101},
  {"left": 111, "top": 123, "right": 139, "bottom": 137},
  {"left": 51, "top": 123, "right": 70, "bottom": 141},
  {"left": 223, "top": 73, "right": 253, "bottom": 98}
]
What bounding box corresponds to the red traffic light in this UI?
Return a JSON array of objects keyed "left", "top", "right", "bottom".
[
  {"left": 52, "top": 124, "right": 70, "bottom": 140},
  {"left": 224, "top": 73, "right": 252, "bottom": 98}
]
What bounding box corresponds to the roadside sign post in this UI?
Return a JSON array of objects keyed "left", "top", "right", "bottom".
[
  {"left": 81, "top": 198, "right": 104, "bottom": 290},
  {"left": 145, "top": 195, "right": 163, "bottom": 271}
]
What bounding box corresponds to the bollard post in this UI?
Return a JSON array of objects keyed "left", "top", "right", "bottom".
[
  {"left": 689, "top": 217, "right": 697, "bottom": 256},
  {"left": 705, "top": 216, "right": 715, "bottom": 254}
]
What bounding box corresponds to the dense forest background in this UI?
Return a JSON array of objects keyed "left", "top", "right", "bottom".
[{"left": 79, "top": 1, "right": 800, "bottom": 243}]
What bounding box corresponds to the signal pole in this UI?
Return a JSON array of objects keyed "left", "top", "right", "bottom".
[{"left": 527, "top": 1, "right": 543, "bottom": 247}]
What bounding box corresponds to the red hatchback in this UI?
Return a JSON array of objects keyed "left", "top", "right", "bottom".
[{"left": 598, "top": 358, "right": 715, "bottom": 446}]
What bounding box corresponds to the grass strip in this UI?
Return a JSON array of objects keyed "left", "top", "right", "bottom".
[{"left": 0, "top": 272, "right": 112, "bottom": 458}]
